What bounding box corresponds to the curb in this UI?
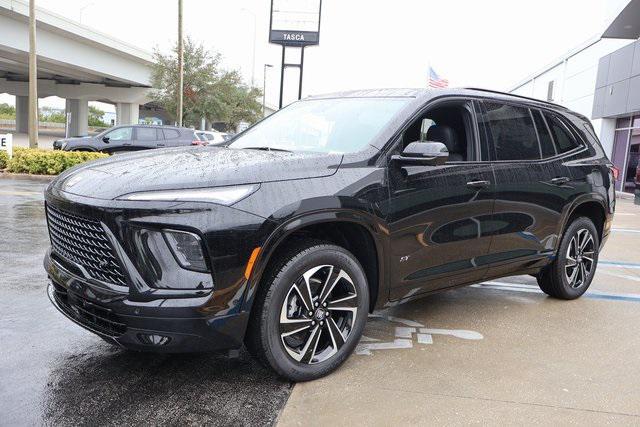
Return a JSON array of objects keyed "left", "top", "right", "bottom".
[{"left": 0, "top": 171, "right": 55, "bottom": 182}]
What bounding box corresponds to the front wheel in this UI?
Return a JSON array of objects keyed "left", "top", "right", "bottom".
[
  {"left": 537, "top": 217, "right": 599, "bottom": 299},
  {"left": 246, "top": 242, "right": 369, "bottom": 381}
]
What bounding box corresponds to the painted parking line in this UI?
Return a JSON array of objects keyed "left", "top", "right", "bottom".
[
  {"left": 599, "top": 260, "right": 640, "bottom": 269},
  {"left": 611, "top": 228, "right": 640, "bottom": 234},
  {"left": 475, "top": 281, "right": 640, "bottom": 303}
]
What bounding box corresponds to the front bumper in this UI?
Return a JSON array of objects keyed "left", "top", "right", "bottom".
[
  {"left": 42, "top": 185, "right": 276, "bottom": 353},
  {"left": 45, "top": 249, "right": 249, "bottom": 352}
]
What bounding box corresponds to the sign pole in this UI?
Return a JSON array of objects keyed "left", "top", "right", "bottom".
[
  {"left": 298, "top": 47, "right": 305, "bottom": 100},
  {"left": 278, "top": 45, "right": 285, "bottom": 109}
]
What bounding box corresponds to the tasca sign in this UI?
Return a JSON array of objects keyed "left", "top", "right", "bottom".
[
  {"left": 0, "top": 133, "right": 12, "bottom": 159},
  {"left": 269, "top": 0, "right": 321, "bottom": 46}
]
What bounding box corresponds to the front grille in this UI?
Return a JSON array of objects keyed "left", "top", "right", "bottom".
[
  {"left": 51, "top": 282, "right": 126, "bottom": 337},
  {"left": 46, "top": 205, "right": 127, "bottom": 286}
]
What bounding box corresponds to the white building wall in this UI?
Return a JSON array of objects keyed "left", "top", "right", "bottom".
[{"left": 509, "top": 37, "right": 630, "bottom": 158}]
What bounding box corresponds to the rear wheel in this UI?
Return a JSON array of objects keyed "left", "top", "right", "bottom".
[
  {"left": 246, "top": 241, "right": 369, "bottom": 381},
  {"left": 537, "top": 217, "right": 599, "bottom": 299}
]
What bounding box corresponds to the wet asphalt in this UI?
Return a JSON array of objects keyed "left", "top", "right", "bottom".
[{"left": 0, "top": 176, "right": 292, "bottom": 426}]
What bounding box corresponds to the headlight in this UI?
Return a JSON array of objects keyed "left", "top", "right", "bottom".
[
  {"left": 116, "top": 184, "right": 259, "bottom": 205},
  {"left": 163, "top": 229, "right": 208, "bottom": 272}
]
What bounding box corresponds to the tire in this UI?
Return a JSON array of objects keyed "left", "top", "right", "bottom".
[
  {"left": 537, "top": 216, "right": 599, "bottom": 299},
  {"left": 245, "top": 240, "right": 369, "bottom": 382}
]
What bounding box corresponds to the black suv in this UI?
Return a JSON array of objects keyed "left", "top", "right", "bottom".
[
  {"left": 53, "top": 125, "right": 201, "bottom": 153},
  {"left": 44, "top": 88, "right": 615, "bottom": 381}
]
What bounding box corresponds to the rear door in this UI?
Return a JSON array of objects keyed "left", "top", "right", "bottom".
[
  {"left": 133, "top": 127, "right": 163, "bottom": 150},
  {"left": 162, "top": 128, "right": 183, "bottom": 147},
  {"left": 479, "top": 101, "right": 575, "bottom": 278}
]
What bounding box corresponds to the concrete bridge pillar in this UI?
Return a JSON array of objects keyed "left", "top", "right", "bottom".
[
  {"left": 65, "top": 98, "right": 88, "bottom": 137},
  {"left": 15, "top": 95, "right": 29, "bottom": 133},
  {"left": 116, "top": 102, "right": 139, "bottom": 126}
]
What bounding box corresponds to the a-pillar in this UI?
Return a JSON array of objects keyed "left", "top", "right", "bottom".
[
  {"left": 15, "top": 95, "right": 29, "bottom": 133},
  {"left": 65, "top": 99, "right": 89, "bottom": 137},
  {"left": 116, "top": 103, "right": 139, "bottom": 125}
]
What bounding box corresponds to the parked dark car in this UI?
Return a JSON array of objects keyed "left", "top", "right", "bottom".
[
  {"left": 44, "top": 88, "right": 615, "bottom": 381},
  {"left": 52, "top": 125, "right": 203, "bottom": 153}
]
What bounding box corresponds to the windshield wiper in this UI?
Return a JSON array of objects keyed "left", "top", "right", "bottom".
[{"left": 242, "top": 146, "right": 292, "bottom": 153}]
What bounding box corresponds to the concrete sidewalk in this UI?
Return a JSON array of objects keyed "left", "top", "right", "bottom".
[{"left": 279, "top": 198, "right": 640, "bottom": 426}]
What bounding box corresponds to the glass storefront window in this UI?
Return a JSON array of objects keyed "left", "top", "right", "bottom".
[{"left": 613, "top": 115, "right": 640, "bottom": 193}]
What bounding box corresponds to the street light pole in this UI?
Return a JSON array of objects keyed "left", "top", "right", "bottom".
[
  {"left": 242, "top": 8, "right": 257, "bottom": 88},
  {"left": 262, "top": 64, "right": 273, "bottom": 116},
  {"left": 177, "top": 0, "right": 184, "bottom": 127},
  {"left": 28, "top": 0, "right": 38, "bottom": 148}
]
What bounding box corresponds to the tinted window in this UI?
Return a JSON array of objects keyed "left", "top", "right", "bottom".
[
  {"left": 163, "top": 129, "right": 180, "bottom": 139},
  {"left": 532, "top": 110, "right": 556, "bottom": 158},
  {"left": 137, "top": 127, "right": 157, "bottom": 141},
  {"left": 545, "top": 113, "right": 580, "bottom": 153},
  {"left": 105, "top": 127, "right": 132, "bottom": 141},
  {"left": 483, "top": 102, "right": 540, "bottom": 161}
]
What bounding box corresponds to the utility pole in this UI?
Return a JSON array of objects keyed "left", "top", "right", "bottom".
[
  {"left": 263, "top": 64, "right": 273, "bottom": 116},
  {"left": 28, "top": 0, "right": 38, "bottom": 148},
  {"left": 177, "top": 0, "right": 184, "bottom": 127}
]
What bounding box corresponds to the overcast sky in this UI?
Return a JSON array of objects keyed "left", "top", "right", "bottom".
[{"left": 3, "top": 0, "right": 631, "bottom": 111}]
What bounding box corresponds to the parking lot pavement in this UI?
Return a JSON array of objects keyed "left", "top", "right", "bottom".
[
  {"left": 0, "top": 176, "right": 291, "bottom": 426},
  {"left": 280, "top": 198, "right": 640, "bottom": 426}
]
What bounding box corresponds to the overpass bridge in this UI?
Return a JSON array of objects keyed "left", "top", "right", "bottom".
[{"left": 0, "top": 0, "right": 155, "bottom": 137}]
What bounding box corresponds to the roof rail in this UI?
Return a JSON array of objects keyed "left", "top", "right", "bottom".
[{"left": 463, "top": 87, "right": 568, "bottom": 110}]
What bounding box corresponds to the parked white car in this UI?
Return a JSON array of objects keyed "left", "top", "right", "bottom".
[{"left": 195, "top": 131, "right": 231, "bottom": 146}]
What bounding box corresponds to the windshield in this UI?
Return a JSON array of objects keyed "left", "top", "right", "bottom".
[{"left": 229, "top": 97, "right": 409, "bottom": 153}]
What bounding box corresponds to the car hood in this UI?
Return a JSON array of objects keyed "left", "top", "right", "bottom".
[{"left": 53, "top": 146, "right": 343, "bottom": 200}]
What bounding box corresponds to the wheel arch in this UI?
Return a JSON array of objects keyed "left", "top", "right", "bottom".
[
  {"left": 242, "top": 210, "right": 387, "bottom": 314},
  {"left": 68, "top": 146, "right": 98, "bottom": 152},
  {"left": 559, "top": 195, "right": 608, "bottom": 247}
]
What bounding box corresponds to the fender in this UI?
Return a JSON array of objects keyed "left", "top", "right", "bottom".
[{"left": 240, "top": 208, "right": 389, "bottom": 314}]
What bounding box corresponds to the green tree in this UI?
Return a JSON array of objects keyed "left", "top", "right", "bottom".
[
  {"left": 150, "top": 37, "right": 262, "bottom": 129},
  {"left": 38, "top": 106, "right": 65, "bottom": 123},
  {"left": 88, "top": 105, "right": 108, "bottom": 127},
  {"left": 0, "top": 103, "right": 15, "bottom": 119}
]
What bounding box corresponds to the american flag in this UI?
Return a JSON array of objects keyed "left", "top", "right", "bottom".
[{"left": 428, "top": 67, "right": 449, "bottom": 88}]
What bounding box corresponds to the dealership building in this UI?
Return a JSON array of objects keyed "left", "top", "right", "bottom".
[{"left": 509, "top": 0, "right": 640, "bottom": 193}]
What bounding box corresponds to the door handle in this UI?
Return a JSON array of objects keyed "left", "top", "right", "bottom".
[
  {"left": 466, "top": 180, "right": 490, "bottom": 189},
  {"left": 157, "top": 143, "right": 165, "bottom": 147},
  {"left": 549, "top": 176, "right": 570, "bottom": 185}
]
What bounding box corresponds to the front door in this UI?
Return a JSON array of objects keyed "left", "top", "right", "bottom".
[
  {"left": 101, "top": 126, "right": 133, "bottom": 154},
  {"left": 385, "top": 99, "right": 495, "bottom": 301}
]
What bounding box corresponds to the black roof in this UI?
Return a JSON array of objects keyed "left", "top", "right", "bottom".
[{"left": 307, "top": 87, "right": 568, "bottom": 111}]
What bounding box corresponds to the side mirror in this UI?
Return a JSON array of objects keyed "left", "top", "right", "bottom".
[
  {"left": 392, "top": 141, "right": 449, "bottom": 165},
  {"left": 102, "top": 137, "right": 110, "bottom": 143}
]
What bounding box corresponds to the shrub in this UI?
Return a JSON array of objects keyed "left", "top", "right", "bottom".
[
  {"left": 6, "top": 147, "right": 108, "bottom": 175},
  {"left": 0, "top": 150, "right": 8, "bottom": 169}
]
